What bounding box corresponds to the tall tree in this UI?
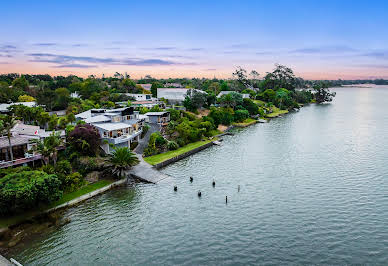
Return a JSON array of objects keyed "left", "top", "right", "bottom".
[
  {"left": 106, "top": 147, "right": 139, "bottom": 178},
  {"left": 232, "top": 66, "right": 249, "bottom": 90},
  {"left": 0, "top": 115, "right": 17, "bottom": 162}
]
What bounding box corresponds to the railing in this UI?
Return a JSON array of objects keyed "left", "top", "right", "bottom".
[
  {"left": 0, "top": 154, "right": 42, "bottom": 168},
  {"left": 106, "top": 130, "right": 143, "bottom": 144}
]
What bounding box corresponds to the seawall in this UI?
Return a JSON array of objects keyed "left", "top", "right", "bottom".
[
  {"left": 44, "top": 179, "right": 127, "bottom": 214},
  {"left": 153, "top": 141, "right": 215, "bottom": 169}
]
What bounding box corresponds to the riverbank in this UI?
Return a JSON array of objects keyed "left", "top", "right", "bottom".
[
  {"left": 144, "top": 139, "right": 215, "bottom": 167},
  {"left": 233, "top": 118, "right": 258, "bottom": 127},
  {"left": 0, "top": 178, "right": 127, "bottom": 254},
  {"left": 0, "top": 179, "right": 118, "bottom": 229}
]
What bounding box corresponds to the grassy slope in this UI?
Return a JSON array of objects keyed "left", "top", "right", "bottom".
[
  {"left": 144, "top": 139, "right": 213, "bottom": 165},
  {"left": 49, "top": 180, "right": 113, "bottom": 207},
  {"left": 266, "top": 106, "right": 289, "bottom": 118},
  {"left": 0, "top": 180, "right": 113, "bottom": 228},
  {"left": 233, "top": 118, "right": 257, "bottom": 127}
]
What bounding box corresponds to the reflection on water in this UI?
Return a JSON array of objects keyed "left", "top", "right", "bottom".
[{"left": 9, "top": 87, "right": 388, "bottom": 265}]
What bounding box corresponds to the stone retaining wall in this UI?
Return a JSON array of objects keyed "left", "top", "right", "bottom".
[
  {"left": 153, "top": 141, "right": 214, "bottom": 169},
  {"left": 45, "top": 179, "right": 127, "bottom": 214}
]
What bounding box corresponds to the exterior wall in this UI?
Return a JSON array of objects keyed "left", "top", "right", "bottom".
[
  {"left": 125, "top": 94, "right": 153, "bottom": 101},
  {"left": 153, "top": 141, "right": 214, "bottom": 169}
]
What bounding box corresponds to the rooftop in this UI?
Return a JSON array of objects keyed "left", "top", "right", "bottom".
[
  {"left": 84, "top": 115, "right": 111, "bottom": 123},
  {"left": 0, "top": 136, "right": 30, "bottom": 149},
  {"left": 93, "top": 122, "right": 131, "bottom": 131},
  {"left": 145, "top": 112, "right": 169, "bottom": 116}
]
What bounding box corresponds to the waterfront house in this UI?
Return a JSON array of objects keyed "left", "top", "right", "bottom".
[
  {"left": 157, "top": 88, "right": 206, "bottom": 104},
  {"left": 76, "top": 107, "right": 144, "bottom": 153},
  {"left": 0, "top": 101, "right": 37, "bottom": 114},
  {"left": 125, "top": 93, "right": 154, "bottom": 101},
  {"left": 145, "top": 111, "right": 170, "bottom": 125},
  {"left": 0, "top": 122, "right": 66, "bottom": 168},
  {"left": 217, "top": 91, "right": 250, "bottom": 99}
]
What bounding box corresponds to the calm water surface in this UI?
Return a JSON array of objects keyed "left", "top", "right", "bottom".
[{"left": 10, "top": 87, "right": 388, "bottom": 265}]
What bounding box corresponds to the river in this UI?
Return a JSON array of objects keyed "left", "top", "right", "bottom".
[{"left": 9, "top": 86, "right": 388, "bottom": 265}]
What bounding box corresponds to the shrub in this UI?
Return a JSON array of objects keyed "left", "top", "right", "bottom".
[
  {"left": 0, "top": 171, "right": 62, "bottom": 216},
  {"left": 63, "top": 172, "right": 83, "bottom": 192},
  {"left": 167, "top": 141, "right": 179, "bottom": 150},
  {"left": 67, "top": 124, "right": 101, "bottom": 156},
  {"left": 234, "top": 109, "right": 249, "bottom": 122},
  {"left": 141, "top": 124, "right": 150, "bottom": 138}
]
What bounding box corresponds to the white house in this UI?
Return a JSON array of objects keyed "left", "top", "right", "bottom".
[
  {"left": 217, "top": 91, "right": 250, "bottom": 99},
  {"left": 76, "top": 107, "right": 144, "bottom": 153},
  {"left": 0, "top": 102, "right": 37, "bottom": 114},
  {"left": 125, "top": 93, "right": 155, "bottom": 101},
  {"left": 157, "top": 88, "right": 206, "bottom": 104}
]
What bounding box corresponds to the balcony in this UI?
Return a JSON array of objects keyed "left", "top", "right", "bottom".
[
  {"left": 0, "top": 154, "right": 42, "bottom": 169},
  {"left": 105, "top": 130, "right": 142, "bottom": 145}
]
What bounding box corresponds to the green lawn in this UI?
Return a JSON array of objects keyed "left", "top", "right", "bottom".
[
  {"left": 266, "top": 106, "right": 289, "bottom": 118},
  {"left": 253, "top": 99, "right": 267, "bottom": 106},
  {"left": 144, "top": 139, "right": 214, "bottom": 165},
  {"left": 0, "top": 180, "right": 114, "bottom": 228},
  {"left": 233, "top": 118, "right": 257, "bottom": 127},
  {"left": 49, "top": 180, "right": 113, "bottom": 208}
]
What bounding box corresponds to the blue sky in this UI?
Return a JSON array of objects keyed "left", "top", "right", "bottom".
[{"left": 1, "top": 0, "right": 388, "bottom": 79}]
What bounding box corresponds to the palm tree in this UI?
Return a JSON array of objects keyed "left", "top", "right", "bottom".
[
  {"left": 106, "top": 147, "right": 139, "bottom": 178},
  {"left": 32, "top": 132, "right": 63, "bottom": 165},
  {"left": 0, "top": 115, "right": 17, "bottom": 162}
]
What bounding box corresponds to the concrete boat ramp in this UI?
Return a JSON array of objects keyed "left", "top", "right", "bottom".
[{"left": 127, "top": 156, "right": 170, "bottom": 184}]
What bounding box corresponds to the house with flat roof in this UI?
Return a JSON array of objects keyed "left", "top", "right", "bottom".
[
  {"left": 76, "top": 107, "right": 144, "bottom": 153},
  {"left": 125, "top": 93, "right": 154, "bottom": 101},
  {"left": 0, "top": 102, "right": 37, "bottom": 114},
  {"left": 0, "top": 122, "right": 65, "bottom": 168},
  {"left": 145, "top": 111, "right": 170, "bottom": 125},
  {"left": 157, "top": 88, "right": 206, "bottom": 104},
  {"left": 217, "top": 91, "right": 250, "bottom": 99}
]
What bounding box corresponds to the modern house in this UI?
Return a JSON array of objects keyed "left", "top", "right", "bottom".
[
  {"left": 145, "top": 111, "right": 170, "bottom": 125},
  {"left": 0, "top": 135, "right": 40, "bottom": 168},
  {"left": 76, "top": 107, "right": 144, "bottom": 153},
  {"left": 157, "top": 88, "right": 206, "bottom": 104},
  {"left": 130, "top": 100, "right": 165, "bottom": 109},
  {"left": 0, "top": 122, "right": 67, "bottom": 168},
  {"left": 217, "top": 91, "right": 250, "bottom": 99},
  {"left": 125, "top": 93, "right": 154, "bottom": 101},
  {"left": 0, "top": 102, "right": 37, "bottom": 114}
]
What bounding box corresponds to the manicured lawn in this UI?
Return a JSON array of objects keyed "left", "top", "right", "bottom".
[
  {"left": 266, "top": 106, "right": 289, "bottom": 118},
  {"left": 144, "top": 139, "right": 213, "bottom": 165},
  {"left": 0, "top": 180, "right": 114, "bottom": 228},
  {"left": 233, "top": 118, "right": 257, "bottom": 127},
  {"left": 49, "top": 180, "right": 113, "bottom": 207},
  {"left": 253, "top": 99, "right": 267, "bottom": 106}
]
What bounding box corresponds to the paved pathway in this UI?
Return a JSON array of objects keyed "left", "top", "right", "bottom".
[
  {"left": 135, "top": 123, "right": 160, "bottom": 155},
  {"left": 127, "top": 155, "right": 170, "bottom": 184}
]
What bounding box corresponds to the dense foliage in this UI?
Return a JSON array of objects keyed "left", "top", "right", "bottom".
[
  {"left": 0, "top": 170, "right": 62, "bottom": 216},
  {"left": 67, "top": 124, "right": 101, "bottom": 156}
]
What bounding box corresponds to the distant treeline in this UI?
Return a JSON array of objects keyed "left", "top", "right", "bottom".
[{"left": 1, "top": 73, "right": 387, "bottom": 88}]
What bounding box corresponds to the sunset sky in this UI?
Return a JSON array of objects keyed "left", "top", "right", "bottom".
[{"left": 1, "top": 0, "right": 388, "bottom": 79}]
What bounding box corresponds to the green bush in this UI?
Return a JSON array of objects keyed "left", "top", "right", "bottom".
[
  {"left": 63, "top": 172, "right": 84, "bottom": 192},
  {"left": 234, "top": 109, "right": 249, "bottom": 122},
  {"left": 0, "top": 171, "right": 62, "bottom": 216},
  {"left": 167, "top": 141, "right": 179, "bottom": 150}
]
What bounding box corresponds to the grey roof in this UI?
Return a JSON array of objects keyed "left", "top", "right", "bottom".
[
  {"left": 75, "top": 110, "right": 91, "bottom": 119},
  {"left": 125, "top": 119, "right": 139, "bottom": 125},
  {"left": 0, "top": 136, "right": 30, "bottom": 149},
  {"left": 145, "top": 112, "right": 169, "bottom": 116},
  {"left": 84, "top": 115, "right": 111, "bottom": 123},
  {"left": 92, "top": 122, "right": 131, "bottom": 131},
  {"left": 12, "top": 123, "right": 40, "bottom": 136}
]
